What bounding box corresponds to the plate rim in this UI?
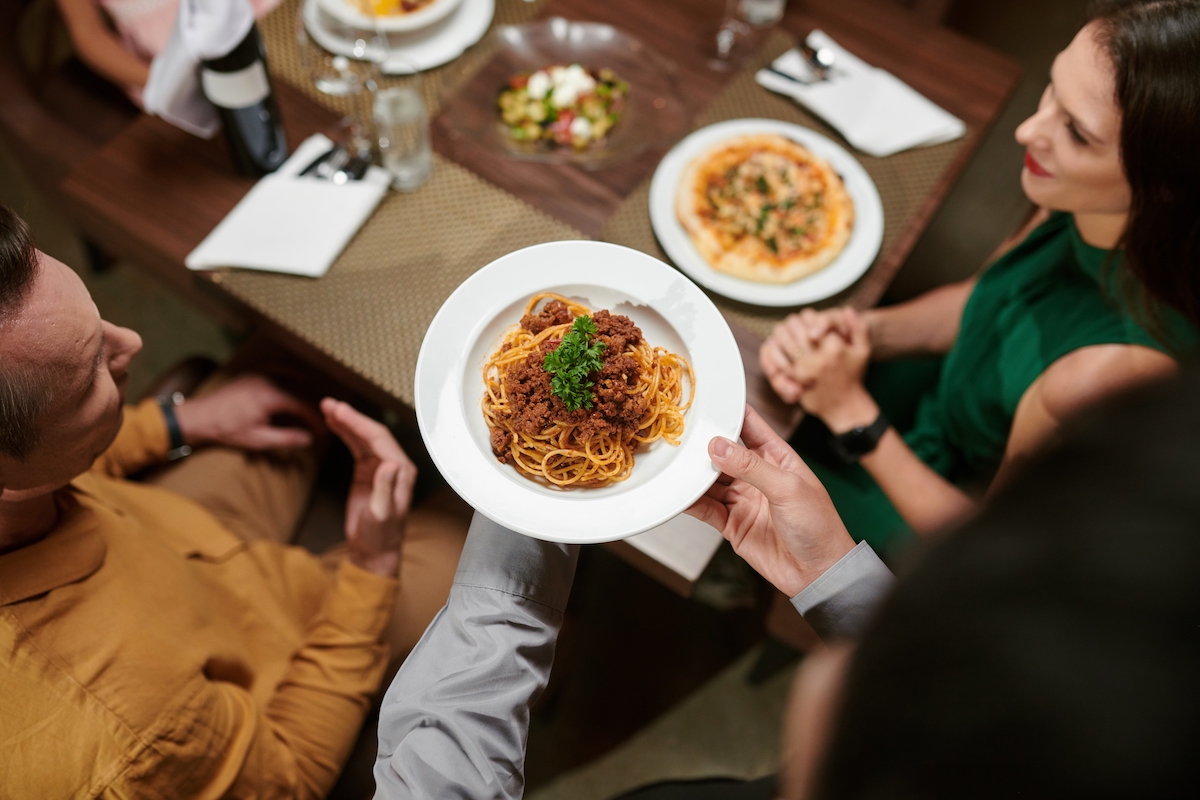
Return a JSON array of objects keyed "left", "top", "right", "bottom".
[
  {"left": 303, "top": 0, "right": 494, "bottom": 73},
  {"left": 648, "top": 118, "right": 884, "bottom": 308},
  {"left": 414, "top": 240, "right": 746, "bottom": 544},
  {"left": 316, "top": 0, "right": 464, "bottom": 32}
]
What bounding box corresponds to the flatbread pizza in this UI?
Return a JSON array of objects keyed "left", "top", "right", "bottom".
[{"left": 675, "top": 133, "right": 855, "bottom": 284}]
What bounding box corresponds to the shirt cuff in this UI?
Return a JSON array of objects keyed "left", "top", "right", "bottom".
[
  {"left": 322, "top": 559, "right": 398, "bottom": 641},
  {"left": 453, "top": 513, "right": 580, "bottom": 614},
  {"left": 791, "top": 541, "right": 895, "bottom": 641}
]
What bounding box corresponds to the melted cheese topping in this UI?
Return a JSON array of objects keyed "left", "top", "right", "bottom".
[{"left": 700, "top": 151, "right": 831, "bottom": 260}]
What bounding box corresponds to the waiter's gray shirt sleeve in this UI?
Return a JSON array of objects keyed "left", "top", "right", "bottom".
[
  {"left": 373, "top": 513, "right": 579, "bottom": 800},
  {"left": 791, "top": 541, "right": 895, "bottom": 640}
]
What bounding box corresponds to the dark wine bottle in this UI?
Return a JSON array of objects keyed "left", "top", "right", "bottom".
[{"left": 200, "top": 24, "right": 288, "bottom": 177}]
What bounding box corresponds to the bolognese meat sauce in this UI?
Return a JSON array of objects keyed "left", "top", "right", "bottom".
[{"left": 490, "top": 304, "right": 649, "bottom": 462}]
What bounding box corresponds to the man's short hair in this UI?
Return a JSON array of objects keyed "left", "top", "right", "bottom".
[{"left": 0, "top": 204, "right": 52, "bottom": 460}]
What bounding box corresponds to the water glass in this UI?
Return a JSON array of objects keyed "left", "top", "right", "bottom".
[
  {"left": 739, "top": 0, "right": 787, "bottom": 26},
  {"left": 710, "top": 0, "right": 788, "bottom": 71},
  {"left": 297, "top": 6, "right": 387, "bottom": 133},
  {"left": 374, "top": 86, "right": 432, "bottom": 192}
]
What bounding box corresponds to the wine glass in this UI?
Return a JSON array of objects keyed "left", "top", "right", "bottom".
[{"left": 297, "top": 3, "right": 390, "bottom": 158}]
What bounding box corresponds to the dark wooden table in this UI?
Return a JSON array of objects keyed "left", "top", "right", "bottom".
[
  {"left": 436, "top": 0, "right": 1020, "bottom": 244},
  {"left": 57, "top": 0, "right": 1019, "bottom": 591},
  {"left": 59, "top": 0, "right": 1019, "bottom": 430}
]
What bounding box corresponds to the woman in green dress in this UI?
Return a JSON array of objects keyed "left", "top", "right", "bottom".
[{"left": 759, "top": 0, "right": 1200, "bottom": 563}]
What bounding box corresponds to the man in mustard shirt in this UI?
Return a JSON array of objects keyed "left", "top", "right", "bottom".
[{"left": 0, "top": 204, "right": 466, "bottom": 797}]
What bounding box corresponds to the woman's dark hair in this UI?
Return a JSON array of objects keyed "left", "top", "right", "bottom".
[
  {"left": 815, "top": 370, "right": 1200, "bottom": 798},
  {"left": 1091, "top": 0, "right": 1200, "bottom": 331}
]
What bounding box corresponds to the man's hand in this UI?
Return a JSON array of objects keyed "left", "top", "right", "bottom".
[
  {"left": 321, "top": 398, "right": 416, "bottom": 578},
  {"left": 174, "top": 374, "right": 322, "bottom": 451},
  {"left": 687, "top": 406, "right": 855, "bottom": 598}
]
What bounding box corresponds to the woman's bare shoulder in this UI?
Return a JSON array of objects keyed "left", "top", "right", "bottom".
[{"left": 1038, "top": 343, "right": 1178, "bottom": 423}]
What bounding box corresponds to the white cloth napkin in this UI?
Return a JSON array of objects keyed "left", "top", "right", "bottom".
[
  {"left": 755, "top": 30, "right": 965, "bottom": 158},
  {"left": 143, "top": 0, "right": 255, "bottom": 138},
  {"left": 185, "top": 134, "right": 392, "bottom": 278},
  {"left": 626, "top": 514, "right": 725, "bottom": 584}
]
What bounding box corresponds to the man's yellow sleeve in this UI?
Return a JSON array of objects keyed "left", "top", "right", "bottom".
[
  {"left": 103, "top": 561, "right": 396, "bottom": 800},
  {"left": 90, "top": 399, "right": 170, "bottom": 478}
]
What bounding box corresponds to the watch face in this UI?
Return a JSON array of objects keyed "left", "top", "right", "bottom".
[
  {"left": 841, "top": 427, "right": 874, "bottom": 456},
  {"left": 831, "top": 415, "right": 888, "bottom": 463}
]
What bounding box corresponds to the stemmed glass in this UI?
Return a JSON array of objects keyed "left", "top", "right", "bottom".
[{"left": 296, "top": 3, "right": 390, "bottom": 159}]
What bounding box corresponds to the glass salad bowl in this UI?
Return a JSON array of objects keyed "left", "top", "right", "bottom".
[{"left": 438, "top": 18, "right": 690, "bottom": 168}]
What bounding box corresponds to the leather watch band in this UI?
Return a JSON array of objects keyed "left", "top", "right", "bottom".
[{"left": 157, "top": 392, "right": 193, "bottom": 461}]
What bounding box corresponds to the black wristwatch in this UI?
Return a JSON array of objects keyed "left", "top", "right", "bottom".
[
  {"left": 829, "top": 412, "right": 890, "bottom": 464},
  {"left": 157, "top": 392, "right": 193, "bottom": 461}
]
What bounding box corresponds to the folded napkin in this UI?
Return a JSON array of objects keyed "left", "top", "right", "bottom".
[
  {"left": 626, "top": 514, "right": 724, "bottom": 584},
  {"left": 143, "top": 0, "right": 255, "bottom": 138},
  {"left": 756, "top": 30, "right": 965, "bottom": 158},
  {"left": 185, "top": 134, "right": 392, "bottom": 278}
]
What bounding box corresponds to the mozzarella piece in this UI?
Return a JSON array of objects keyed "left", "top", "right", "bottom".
[
  {"left": 526, "top": 70, "right": 551, "bottom": 100},
  {"left": 569, "top": 115, "right": 593, "bottom": 139},
  {"left": 549, "top": 63, "right": 597, "bottom": 108}
]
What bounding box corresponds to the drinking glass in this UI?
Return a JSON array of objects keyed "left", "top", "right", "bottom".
[
  {"left": 296, "top": 5, "right": 389, "bottom": 153},
  {"left": 374, "top": 80, "right": 432, "bottom": 192},
  {"left": 710, "top": 0, "right": 788, "bottom": 71}
]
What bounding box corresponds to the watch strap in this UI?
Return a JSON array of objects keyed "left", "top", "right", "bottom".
[
  {"left": 157, "top": 393, "right": 193, "bottom": 461},
  {"left": 829, "top": 412, "right": 890, "bottom": 465}
]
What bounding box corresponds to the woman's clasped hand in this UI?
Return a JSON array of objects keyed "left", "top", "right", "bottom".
[{"left": 760, "top": 308, "right": 877, "bottom": 433}]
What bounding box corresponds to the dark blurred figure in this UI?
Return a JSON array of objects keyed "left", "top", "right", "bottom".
[
  {"left": 622, "top": 362, "right": 1200, "bottom": 800},
  {"left": 806, "top": 368, "right": 1200, "bottom": 799}
]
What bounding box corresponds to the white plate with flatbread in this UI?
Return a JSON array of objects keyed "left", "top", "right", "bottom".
[{"left": 649, "top": 118, "right": 883, "bottom": 307}]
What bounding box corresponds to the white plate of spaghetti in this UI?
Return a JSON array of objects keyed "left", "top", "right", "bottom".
[{"left": 415, "top": 241, "right": 745, "bottom": 544}]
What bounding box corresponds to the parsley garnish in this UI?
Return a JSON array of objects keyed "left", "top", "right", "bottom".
[
  {"left": 755, "top": 176, "right": 770, "bottom": 194},
  {"left": 543, "top": 316, "right": 606, "bottom": 411}
]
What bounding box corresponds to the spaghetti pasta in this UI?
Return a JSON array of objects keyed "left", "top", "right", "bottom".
[{"left": 483, "top": 293, "right": 694, "bottom": 487}]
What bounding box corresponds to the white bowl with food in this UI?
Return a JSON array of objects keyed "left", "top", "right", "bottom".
[
  {"left": 317, "top": 0, "right": 465, "bottom": 33},
  {"left": 414, "top": 241, "right": 746, "bottom": 544}
]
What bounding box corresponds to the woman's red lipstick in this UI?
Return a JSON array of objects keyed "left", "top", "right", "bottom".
[{"left": 1024, "top": 152, "right": 1053, "bottom": 178}]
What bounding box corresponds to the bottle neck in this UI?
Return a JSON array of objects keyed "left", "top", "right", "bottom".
[{"left": 202, "top": 25, "right": 263, "bottom": 73}]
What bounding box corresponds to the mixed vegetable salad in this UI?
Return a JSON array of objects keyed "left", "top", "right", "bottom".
[{"left": 498, "top": 64, "right": 629, "bottom": 150}]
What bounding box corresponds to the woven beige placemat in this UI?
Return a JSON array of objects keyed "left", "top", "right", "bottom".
[
  {"left": 218, "top": 0, "right": 579, "bottom": 406},
  {"left": 212, "top": 160, "right": 581, "bottom": 405},
  {"left": 599, "top": 29, "right": 970, "bottom": 340}
]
